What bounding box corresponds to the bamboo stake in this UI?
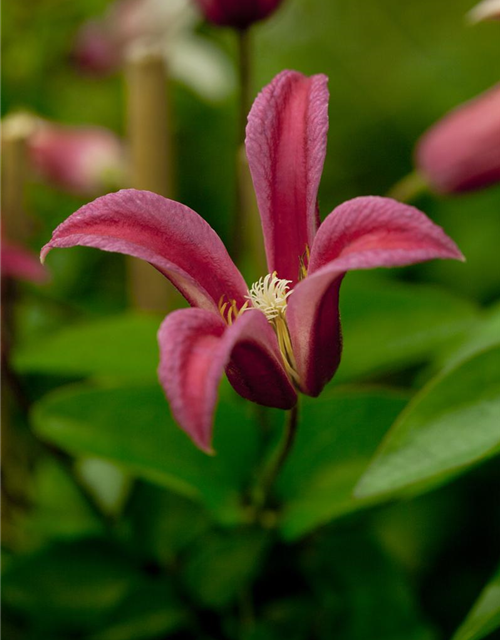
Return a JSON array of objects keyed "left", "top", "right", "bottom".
[
  {"left": 1, "top": 112, "right": 38, "bottom": 242},
  {"left": 125, "top": 45, "right": 174, "bottom": 313}
]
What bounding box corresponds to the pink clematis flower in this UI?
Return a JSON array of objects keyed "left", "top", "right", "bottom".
[
  {"left": 41, "top": 71, "right": 463, "bottom": 452},
  {"left": 194, "top": 0, "right": 284, "bottom": 29},
  {"left": 415, "top": 84, "right": 500, "bottom": 194},
  {"left": 29, "top": 121, "right": 125, "bottom": 196}
]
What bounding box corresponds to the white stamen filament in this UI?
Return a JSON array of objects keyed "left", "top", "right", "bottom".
[
  {"left": 245, "top": 272, "right": 299, "bottom": 384},
  {"left": 245, "top": 272, "right": 293, "bottom": 321}
]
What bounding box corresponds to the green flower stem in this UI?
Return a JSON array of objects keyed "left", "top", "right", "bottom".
[
  {"left": 232, "top": 27, "right": 252, "bottom": 263},
  {"left": 253, "top": 401, "right": 299, "bottom": 514},
  {"left": 387, "top": 170, "right": 429, "bottom": 203}
]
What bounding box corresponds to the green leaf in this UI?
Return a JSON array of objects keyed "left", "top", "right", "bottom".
[
  {"left": 452, "top": 566, "right": 500, "bottom": 640},
  {"left": 335, "top": 275, "right": 479, "bottom": 383},
  {"left": 129, "top": 483, "right": 210, "bottom": 566},
  {"left": 2, "top": 540, "right": 138, "bottom": 630},
  {"left": 88, "top": 582, "right": 187, "bottom": 640},
  {"left": 435, "top": 303, "right": 500, "bottom": 373},
  {"left": 27, "top": 457, "right": 103, "bottom": 541},
  {"left": 31, "top": 382, "right": 260, "bottom": 524},
  {"left": 12, "top": 314, "right": 161, "bottom": 381},
  {"left": 355, "top": 346, "right": 500, "bottom": 500},
  {"left": 182, "top": 529, "right": 268, "bottom": 609},
  {"left": 277, "top": 389, "right": 409, "bottom": 540}
]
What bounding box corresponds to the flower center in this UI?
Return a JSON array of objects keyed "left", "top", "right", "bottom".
[
  {"left": 246, "top": 272, "right": 293, "bottom": 321},
  {"left": 245, "top": 272, "right": 299, "bottom": 384}
]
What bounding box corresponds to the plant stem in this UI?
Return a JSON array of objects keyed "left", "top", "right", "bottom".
[
  {"left": 232, "top": 28, "right": 252, "bottom": 263},
  {"left": 387, "top": 170, "right": 428, "bottom": 203},
  {"left": 258, "top": 402, "right": 299, "bottom": 510}
]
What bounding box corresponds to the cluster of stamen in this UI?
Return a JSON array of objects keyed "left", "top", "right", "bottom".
[
  {"left": 218, "top": 258, "right": 309, "bottom": 386},
  {"left": 218, "top": 296, "right": 249, "bottom": 325},
  {"left": 245, "top": 272, "right": 299, "bottom": 384},
  {"left": 245, "top": 272, "right": 293, "bottom": 321}
]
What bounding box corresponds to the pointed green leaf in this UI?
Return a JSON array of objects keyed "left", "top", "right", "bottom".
[
  {"left": 355, "top": 346, "right": 500, "bottom": 500},
  {"left": 12, "top": 314, "right": 161, "bottom": 381},
  {"left": 452, "top": 566, "right": 500, "bottom": 640},
  {"left": 31, "top": 382, "right": 259, "bottom": 524},
  {"left": 277, "top": 389, "right": 409, "bottom": 540}
]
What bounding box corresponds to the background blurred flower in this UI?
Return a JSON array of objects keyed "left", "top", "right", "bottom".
[
  {"left": 415, "top": 84, "right": 500, "bottom": 194},
  {"left": 2, "top": 238, "right": 48, "bottom": 284},
  {"left": 468, "top": 0, "right": 500, "bottom": 23},
  {"left": 28, "top": 121, "right": 126, "bottom": 196},
  {"left": 73, "top": 0, "right": 235, "bottom": 102},
  {"left": 194, "top": 0, "right": 284, "bottom": 29}
]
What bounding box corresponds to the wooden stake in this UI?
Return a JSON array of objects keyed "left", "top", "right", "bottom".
[
  {"left": 1, "top": 113, "right": 38, "bottom": 242},
  {"left": 125, "top": 45, "right": 174, "bottom": 313}
]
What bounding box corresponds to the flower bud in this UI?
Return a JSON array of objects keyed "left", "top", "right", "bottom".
[
  {"left": 193, "top": 0, "right": 284, "bottom": 29},
  {"left": 28, "top": 122, "right": 126, "bottom": 196},
  {"left": 415, "top": 84, "right": 500, "bottom": 194},
  {"left": 2, "top": 238, "right": 48, "bottom": 284}
]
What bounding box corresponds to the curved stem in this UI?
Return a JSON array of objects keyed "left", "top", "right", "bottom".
[{"left": 258, "top": 402, "right": 299, "bottom": 510}]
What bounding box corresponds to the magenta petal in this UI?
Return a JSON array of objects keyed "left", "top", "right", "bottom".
[
  {"left": 246, "top": 70, "right": 329, "bottom": 284},
  {"left": 41, "top": 189, "right": 248, "bottom": 312},
  {"left": 158, "top": 308, "right": 296, "bottom": 452},
  {"left": 287, "top": 196, "right": 464, "bottom": 396}
]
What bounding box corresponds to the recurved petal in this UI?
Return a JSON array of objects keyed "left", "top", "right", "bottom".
[
  {"left": 246, "top": 70, "right": 329, "bottom": 285},
  {"left": 158, "top": 308, "right": 296, "bottom": 452},
  {"left": 287, "top": 196, "right": 464, "bottom": 396},
  {"left": 41, "top": 189, "right": 248, "bottom": 312}
]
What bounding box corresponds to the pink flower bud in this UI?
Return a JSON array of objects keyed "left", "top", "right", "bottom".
[
  {"left": 416, "top": 84, "right": 500, "bottom": 194},
  {"left": 194, "top": 0, "right": 284, "bottom": 29},
  {"left": 2, "top": 238, "right": 48, "bottom": 284},
  {"left": 28, "top": 122, "right": 126, "bottom": 196}
]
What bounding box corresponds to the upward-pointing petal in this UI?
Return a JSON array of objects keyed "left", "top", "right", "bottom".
[
  {"left": 41, "top": 189, "right": 248, "bottom": 312},
  {"left": 287, "top": 196, "right": 464, "bottom": 397},
  {"left": 246, "top": 70, "right": 329, "bottom": 285}
]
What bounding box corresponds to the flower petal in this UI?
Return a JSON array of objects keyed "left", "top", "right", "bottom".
[
  {"left": 246, "top": 70, "right": 329, "bottom": 284},
  {"left": 287, "top": 196, "right": 464, "bottom": 396},
  {"left": 41, "top": 189, "right": 248, "bottom": 312},
  {"left": 158, "top": 308, "right": 296, "bottom": 452}
]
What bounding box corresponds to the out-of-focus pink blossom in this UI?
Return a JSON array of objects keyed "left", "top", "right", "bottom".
[
  {"left": 42, "top": 70, "right": 463, "bottom": 452},
  {"left": 73, "top": 20, "right": 122, "bottom": 74},
  {"left": 194, "top": 0, "right": 284, "bottom": 29},
  {"left": 2, "top": 239, "right": 48, "bottom": 284},
  {"left": 28, "top": 121, "right": 125, "bottom": 196},
  {"left": 72, "top": 0, "right": 234, "bottom": 101},
  {"left": 416, "top": 84, "right": 500, "bottom": 194}
]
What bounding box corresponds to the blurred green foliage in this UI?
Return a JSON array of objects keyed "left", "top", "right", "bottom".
[{"left": 2, "top": 0, "right": 500, "bottom": 639}]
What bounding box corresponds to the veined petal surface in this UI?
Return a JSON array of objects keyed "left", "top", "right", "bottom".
[
  {"left": 246, "top": 70, "right": 329, "bottom": 284},
  {"left": 158, "top": 308, "right": 296, "bottom": 452},
  {"left": 41, "top": 189, "right": 248, "bottom": 312},
  {"left": 287, "top": 196, "right": 464, "bottom": 396}
]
